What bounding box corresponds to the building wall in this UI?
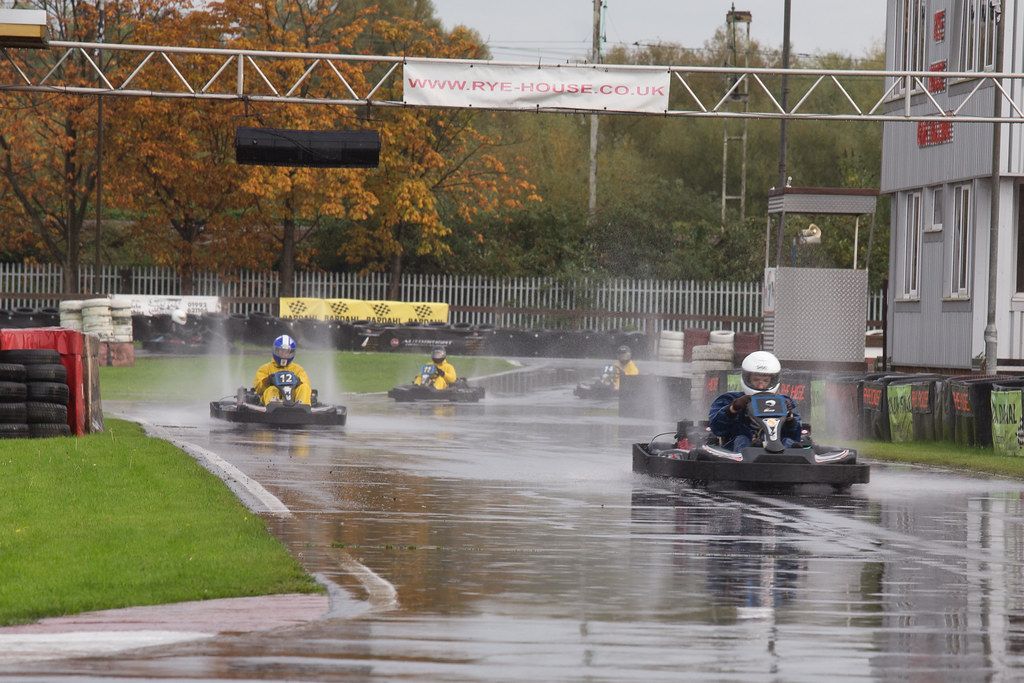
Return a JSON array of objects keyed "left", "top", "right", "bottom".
[
  {"left": 889, "top": 182, "right": 979, "bottom": 368},
  {"left": 883, "top": 0, "right": 1023, "bottom": 367}
]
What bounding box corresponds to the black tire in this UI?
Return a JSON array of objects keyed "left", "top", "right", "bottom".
[
  {"left": 0, "top": 423, "right": 29, "bottom": 438},
  {"left": 0, "top": 349, "right": 61, "bottom": 365},
  {"left": 0, "top": 402, "right": 27, "bottom": 424},
  {"left": 0, "top": 363, "right": 26, "bottom": 382},
  {"left": 28, "top": 422, "right": 70, "bottom": 438},
  {"left": 24, "top": 363, "right": 67, "bottom": 383},
  {"left": 26, "top": 382, "right": 69, "bottom": 405},
  {"left": 25, "top": 402, "right": 67, "bottom": 424},
  {"left": 0, "top": 381, "right": 27, "bottom": 402}
]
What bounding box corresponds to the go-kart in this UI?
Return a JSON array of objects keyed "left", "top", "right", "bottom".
[
  {"left": 632, "top": 392, "right": 869, "bottom": 490},
  {"left": 573, "top": 365, "right": 619, "bottom": 399},
  {"left": 210, "top": 369, "right": 346, "bottom": 427},
  {"left": 387, "top": 364, "right": 485, "bottom": 403}
]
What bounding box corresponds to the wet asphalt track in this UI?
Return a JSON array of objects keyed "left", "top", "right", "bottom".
[{"left": 6, "top": 382, "right": 1024, "bottom": 681}]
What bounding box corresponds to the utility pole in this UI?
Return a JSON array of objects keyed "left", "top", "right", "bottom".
[
  {"left": 588, "top": 0, "right": 602, "bottom": 220},
  {"left": 721, "top": 5, "right": 752, "bottom": 224},
  {"left": 93, "top": 0, "right": 104, "bottom": 294},
  {"left": 773, "top": 0, "right": 791, "bottom": 267},
  {"left": 984, "top": 0, "right": 1006, "bottom": 375}
]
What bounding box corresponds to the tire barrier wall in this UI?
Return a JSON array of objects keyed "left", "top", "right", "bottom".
[
  {"left": 5, "top": 308, "right": 662, "bottom": 361},
  {"left": 0, "top": 329, "right": 88, "bottom": 436}
]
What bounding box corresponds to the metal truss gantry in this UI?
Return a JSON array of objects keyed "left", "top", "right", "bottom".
[{"left": 0, "top": 40, "right": 1023, "bottom": 123}]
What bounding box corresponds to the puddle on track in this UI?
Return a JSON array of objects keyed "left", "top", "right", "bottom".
[{"left": 11, "top": 389, "right": 1024, "bottom": 681}]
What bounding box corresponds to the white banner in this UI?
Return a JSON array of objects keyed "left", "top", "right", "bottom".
[
  {"left": 404, "top": 61, "right": 669, "bottom": 113},
  {"left": 121, "top": 295, "right": 221, "bottom": 316}
]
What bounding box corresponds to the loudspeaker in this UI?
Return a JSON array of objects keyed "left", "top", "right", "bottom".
[{"left": 234, "top": 127, "right": 380, "bottom": 168}]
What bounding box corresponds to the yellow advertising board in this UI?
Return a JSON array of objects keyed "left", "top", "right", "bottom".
[
  {"left": 279, "top": 298, "right": 327, "bottom": 319},
  {"left": 322, "top": 299, "right": 374, "bottom": 322},
  {"left": 283, "top": 298, "right": 449, "bottom": 324}
]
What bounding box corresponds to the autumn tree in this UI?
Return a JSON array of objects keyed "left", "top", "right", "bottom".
[
  {"left": 102, "top": 5, "right": 270, "bottom": 294},
  {"left": 338, "top": 15, "right": 539, "bottom": 299},
  {"left": 206, "top": 0, "right": 379, "bottom": 297},
  {"left": 0, "top": 0, "right": 173, "bottom": 292}
]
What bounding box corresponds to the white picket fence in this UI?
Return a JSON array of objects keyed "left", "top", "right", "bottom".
[{"left": 0, "top": 263, "right": 885, "bottom": 333}]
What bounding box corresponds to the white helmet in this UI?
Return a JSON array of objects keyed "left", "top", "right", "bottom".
[
  {"left": 740, "top": 351, "right": 781, "bottom": 396},
  {"left": 170, "top": 309, "right": 188, "bottom": 326}
]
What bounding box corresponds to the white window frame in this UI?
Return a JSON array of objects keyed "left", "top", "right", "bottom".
[
  {"left": 950, "top": 183, "right": 973, "bottom": 298},
  {"left": 927, "top": 185, "right": 944, "bottom": 232},
  {"left": 958, "top": 0, "right": 999, "bottom": 74},
  {"left": 901, "top": 191, "right": 923, "bottom": 299},
  {"left": 892, "top": 0, "right": 928, "bottom": 96}
]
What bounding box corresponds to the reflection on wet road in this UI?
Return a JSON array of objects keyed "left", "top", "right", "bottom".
[{"left": 10, "top": 387, "right": 1024, "bottom": 680}]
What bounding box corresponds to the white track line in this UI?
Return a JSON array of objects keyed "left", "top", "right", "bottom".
[
  {"left": 137, "top": 420, "right": 292, "bottom": 517},
  {"left": 130, "top": 415, "right": 399, "bottom": 612},
  {"left": 0, "top": 631, "right": 214, "bottom": 665},
  {"left": 336, "top": 552, "right": 400, "bottom": 612}
]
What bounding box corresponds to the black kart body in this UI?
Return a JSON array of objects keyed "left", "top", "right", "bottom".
[
  {"left": 574, "top": 365, "right": 618, "bottom": 399},
  {"left": 388, "top": 365, "right": 484, "bottom": 402},
  {"left": 210, "top": 370, "right": 346, "bottom": 427},
  {"left": 632, "top": 392, "right": 869, "bottom": 488}
]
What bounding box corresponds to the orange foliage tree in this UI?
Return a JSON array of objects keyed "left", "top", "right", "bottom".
[
  {"left": 206, "top": 0, "right": 379, "bottom": 296},
  {"left": 103, "top": 6, "right": 267, "bottom": 294},
  {"left": 340, "top": 15, "right": 540, "bottom": 299},
  {"left": 0, "top": 0, "right": 174, "bottom": 292}
]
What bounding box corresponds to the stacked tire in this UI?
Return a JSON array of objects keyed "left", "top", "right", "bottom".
[
  {"left": 0, "top": 362, "right": 29, "bottom": 439},
  {"left": 0, "top": 350, "right": 70, "bottom": 438},
  {"left": 658, "top": 329, "right": 684, "bottom": 362}
]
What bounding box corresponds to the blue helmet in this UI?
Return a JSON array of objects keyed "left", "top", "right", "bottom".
[{"left": 273, "top": 334, "right": 296, "bottom": 367}]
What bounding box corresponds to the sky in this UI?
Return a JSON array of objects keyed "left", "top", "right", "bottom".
[{"left": 430, "top": 1, "right": 887, "bottom": 63}]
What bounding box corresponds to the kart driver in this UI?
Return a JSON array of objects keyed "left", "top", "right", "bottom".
[
  {"left": 413, "top": 347, "right": 457, "bottom": 390},
  {"left": 611, "top": 345, "right": 639, "bottom": 390},
  {"left": 253, "top": 334, "right": 312, "bottom": 406},
  {"left": 708, "top": 350, "right": 801, "bottom": 451}
]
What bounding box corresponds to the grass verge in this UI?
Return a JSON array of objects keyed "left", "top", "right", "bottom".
[
  {"left": 852, "top": 439, "right": 1024, "bottom": 479},
  {"left": 0, "top": 418, "right": 320, "bottom": 626},
  {"left": 99, "top": 351, "right": 516, "bottom": 401}
]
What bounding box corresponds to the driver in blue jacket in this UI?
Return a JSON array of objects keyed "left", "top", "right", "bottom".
[
  {"left": 253, "top": 334, "right": 312, "bottom": 405},
  {"left": 708, "top": 351, "right": 801, "bottom": 450}
]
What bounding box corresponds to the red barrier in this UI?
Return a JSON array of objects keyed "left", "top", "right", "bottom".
[
  {"left": 733, "top": 331, "right": 762, "bottom": 363},
  {"left": 0, "top": 328, "right": 85, "bottom": 435},
  {"left": 683, "top": 328, "right": 710, "bottom": 362}
]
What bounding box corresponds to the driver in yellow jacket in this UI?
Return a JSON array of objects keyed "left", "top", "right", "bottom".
[
  {"left": 253, "top": 334, "right": 312, "bottom": 405},
  {"left": 413, "top": 347, "right": 457, "bottom": 390},
  {"left": 612, "top": 345, "right": 639, "bottom": 390}
]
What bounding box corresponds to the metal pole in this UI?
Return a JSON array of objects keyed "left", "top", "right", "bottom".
[
  {"left": 984, "top": 0, "right": 1005, "bottom": 375},
  {"left": 587, "top": 0, "right": 601, "bottom": 219},
  {"left": 853, "top": 216, "right": 860, "bottom": 269},
  {"left": 773, "top": 0, "right": 791, "bottom": 267},
  {"left": 93, "top": 0, "right": 105, "bottom": 295}
]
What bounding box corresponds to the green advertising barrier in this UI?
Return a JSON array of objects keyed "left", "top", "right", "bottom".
[
  {"left": 887, "top": 384, "right": 914, "bottom": 443},
  {"left": 990, "top": 388, "right": 1024, "bottom": 457},
  {"left": 726, "top": 371, "right": 742, "bottom": 393}
]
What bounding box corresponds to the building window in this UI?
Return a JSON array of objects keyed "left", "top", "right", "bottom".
[
  {"left": 928, "top": 186, "right": 944, "bottom": 232},
  {"left": 902, "top": 192, "right": 923, "bottom": 298},
  {"left": 1016, "top": 185, "right": 1024, "bottom": 293},
  {"left": 959, "top": 0, "right": 999, "bottom": 72},
  {"left": 951, "top": 184, "right": 972, "bottom": 298},
  {"left": 893, "top": 0, "right": 927, "bottom": 94}
]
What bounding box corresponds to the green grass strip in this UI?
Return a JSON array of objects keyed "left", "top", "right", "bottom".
[
  {"left": 0, "top": 419, "right": 320, "bottom": 626},
  {"left": 852, "top": 439, "right": 1024, "bottom": 479},
  {"left": 99, "top": 351, "right": 516, "bottom": 401}
]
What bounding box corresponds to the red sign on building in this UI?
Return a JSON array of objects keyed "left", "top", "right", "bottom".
[
  {"left": 917, "top": 119, "right": 954, "bottom": 147},
  {"left": 933, "top": 10, "right": 946, "bottom": 42},
  {"left": 928, "top": 60, "right": 947, "bottom": 93}
]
